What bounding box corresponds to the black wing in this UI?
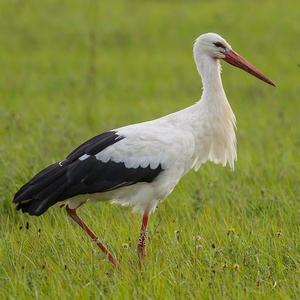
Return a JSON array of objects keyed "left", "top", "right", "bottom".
[{"left": 13, "top": 131, "right": 163, "bottom": 216}]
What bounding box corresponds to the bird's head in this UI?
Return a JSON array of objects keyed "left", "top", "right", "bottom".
[{"left": 194, "top": 33, "right": 275, "bottom": 87}]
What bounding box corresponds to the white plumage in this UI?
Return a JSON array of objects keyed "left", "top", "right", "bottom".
[
  {"left": 70, "top": 33, "right": 237, "bottom": 214},
  {"left": 14, "top": 33, "right": 274, "bottom": 266}
]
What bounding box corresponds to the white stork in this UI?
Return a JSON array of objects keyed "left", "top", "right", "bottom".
[{"left": 14, "top": 33, "right": 275, "bottom": 268}]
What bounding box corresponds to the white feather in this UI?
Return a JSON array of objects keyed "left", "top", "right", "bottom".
[{"left": 69, "top": 33, "right": 237, "bottom": 214}]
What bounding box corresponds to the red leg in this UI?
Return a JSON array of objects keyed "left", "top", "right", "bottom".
[
  {"left": 137, "top": 212, "right": 149, "bottom": 259},
  {"left": 66, "top": 205, "right": 119, "bottom": 268}
]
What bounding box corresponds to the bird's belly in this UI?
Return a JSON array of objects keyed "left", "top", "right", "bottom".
[
  {"left": 67, "top": 168, "right": 182, "bottom": 214},
  {"left": 66, "top": 182, "right": 158, "bottom": 214},
  {"left": 110, "top": 163, "right": 186, "bottom": 212}
]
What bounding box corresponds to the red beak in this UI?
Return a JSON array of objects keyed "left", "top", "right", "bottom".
[{"left": 223, "top": 50, "right": 275, "bottom": 87}]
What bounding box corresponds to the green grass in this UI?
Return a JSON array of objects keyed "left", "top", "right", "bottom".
[{"left": 0, "top": 0, "right": 300, "bottom": 299}]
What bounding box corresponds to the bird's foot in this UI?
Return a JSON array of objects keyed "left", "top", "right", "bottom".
[
  {"left": 137, "top": 245, "right": 147, "bottom": 258},
  {"left": 92, "top": 238, "right": 120, "bottom": 268},
  {"left": 66, "top": 205, "right": 120, "bottom": 269},
  {"left": 136, "top": 212, "right": 149, "bottom": 268},
  {"left": 137, "top": 230, "right": 147, "bottom": 258}
]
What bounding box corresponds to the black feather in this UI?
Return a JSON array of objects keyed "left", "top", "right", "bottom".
[
  {"left": 13, "top": 131, "right": 163, "bottom": 216},
  {"left": 66, "top": 131, "right": 124, "bottom": 162}
]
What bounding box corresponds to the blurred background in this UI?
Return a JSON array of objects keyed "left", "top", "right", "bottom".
[{"left": 0, "top": 0, "right": 299, "bottom": 299}]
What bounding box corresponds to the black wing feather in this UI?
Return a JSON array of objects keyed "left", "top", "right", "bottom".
[
  {"left": 66, "top": 131, "right": 123, "bottom": 162},
  {"left": 14, "top": 131, "right": 163, "bottom": 216}
]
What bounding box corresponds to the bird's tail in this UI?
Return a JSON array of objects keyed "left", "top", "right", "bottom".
[{"left": 13, "top": 162, "right": 68, "bottom": 216}]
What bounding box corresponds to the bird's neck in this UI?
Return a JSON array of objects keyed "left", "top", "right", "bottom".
[
  {"left": 191, "top": 54, "right": 237, "bottom": 169},
  {"left": 195, "top": 54, "right": 226, "bottom": 101}
]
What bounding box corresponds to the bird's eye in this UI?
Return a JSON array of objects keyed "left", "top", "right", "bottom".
[{"left": 213, "top": 42, "right": 226, "bottom": 49}]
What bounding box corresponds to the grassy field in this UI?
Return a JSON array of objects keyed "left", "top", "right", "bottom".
[{"left": 0, "top": 0, "right": 300, "bottom": 299}]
